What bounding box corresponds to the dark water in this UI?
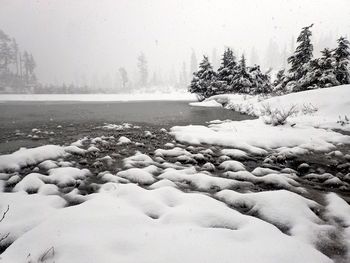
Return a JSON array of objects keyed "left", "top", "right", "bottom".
[
  {"left": 0, "top": 100, "right": 252, "bottom": 128},
  {"left": 0, "top": 101, "right": 254, "bottom": 153}
]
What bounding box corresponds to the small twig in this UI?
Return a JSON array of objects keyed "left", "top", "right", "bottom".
[
  {"left": 0, "top": 232, "right": 9, "bottom": 243},
  {"left": 0, "top": 205, "right": 9, "bottom": 222},
  {"left": 40, "top": 246, "right": 55, "bottom": 262}
]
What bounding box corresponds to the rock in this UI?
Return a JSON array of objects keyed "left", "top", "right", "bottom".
[
  {"left": 316, "top": 167, "right": 326, "bottom": 174},
  {"left": 202, "top": 162, "right": 215, "bottom": 172},
  {"left": 297, "top": 163, "right": 310, "bottom": 173},
  {"left": 79, "top": 159, "right": 88, "bottom": 165}
]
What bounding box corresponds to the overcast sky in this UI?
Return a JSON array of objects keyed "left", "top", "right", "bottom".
[{"left": 0, "top": 0, "right": 349, "bottom": 84}]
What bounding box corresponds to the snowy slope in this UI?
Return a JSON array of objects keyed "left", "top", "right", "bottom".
[{"left": 193, "top": 85, "right": 350, "bottom": 130}]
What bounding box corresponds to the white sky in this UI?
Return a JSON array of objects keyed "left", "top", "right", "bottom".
[{"left": 0, "top": 0, "right": 349, "bottom": 84}]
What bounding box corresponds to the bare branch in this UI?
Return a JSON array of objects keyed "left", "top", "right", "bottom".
[
  {"left": 0, "top": 205, "right": 9, "bottom": 223},
  {"left": 40, "top": 246, "right": 55, "bottom": 262}
]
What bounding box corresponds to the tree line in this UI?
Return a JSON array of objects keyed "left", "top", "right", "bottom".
[
  {"left": 189, "top": 24, "right": 350, "bottom": 100},
  {"left": 0, "top": 29, "right": 37, "bottom": 92}
]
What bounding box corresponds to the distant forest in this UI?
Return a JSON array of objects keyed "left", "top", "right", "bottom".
[{"left": 1, "top": 27, "right": 349, "bottom": 95}]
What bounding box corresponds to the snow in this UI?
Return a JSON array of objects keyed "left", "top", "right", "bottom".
[
  {"left": 117, "top": 168, "right": 156, "bottom": 185},
  {"left": 171, "top": 119, "right": 349, "bottom": 155},
  {"left": 0, "top": 145, "right": 66, "bottom": 172},
  {"left": 159, "top": 167, "right": 242, "bottom": 191},
  {"left": 100, "top": 123, "right": 135, "bottom": 131},
  {"left": 45, "top": 167, "right": 91, "bottom": 187},
  {"left": 13, "top": 173, "right": 45, "bottom": 193},
  {"left": 0, "top": 192, "right": 66, "bottom": 245},
  {"left": 38, "top": 160, "right": 58, "bottom": 170},
  {"left": 155, "top": 147, "right": 191, "bottom": 157},
  {"left": 221, "top": 148, "right": 248, "bottom": 159},
  {"left": 0, "top": 184, "right": 331, "bottom": 263},
  {"left": 219, "top": 160, "right": 246, "bottom": 171},
  {"left": 190, "top": 99, "right": 223, "bottom": 107},
  {"left": 224, "top": 171, "right": 300, "bottom": 191},
  {"left": 123, "top": 151, "right": 154, "bottom": 168},
  {"left": 117, "top": 136, "right": 132, "bottom": 144},
  {"left": 217, "top": 189, "right": 332, "bottom": 245},
  {"left": 64, "top": 145, "right": 87, "bottom": 155},
  {"left": 0, "top": 92, "right": 196, "bottom": 102},
  {"left": 194, "top": 85, "right": 350, "bottom": 131}
]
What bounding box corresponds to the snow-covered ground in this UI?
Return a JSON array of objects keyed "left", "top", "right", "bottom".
[
  {"left": 1, "top": 86, "right": 350, "bottom": 262},
  {"left": 191, "top": 84, "right": 350, "bottom": 131},
  {"left": 0, "top": 92, "right": 196, "bottom": 102}
]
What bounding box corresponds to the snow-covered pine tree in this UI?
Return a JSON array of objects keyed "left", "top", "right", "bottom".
[
  {"left": 249, "top": 65, "right": 271, "bottom": 94},
  {"left": 287, "top": 24, "right": 314, "bottom": 91},
  {"left": 273, "top": 69, "right": 286, "bottom": 93},
  {"left": 317, "top": 48, "right": 339, "bottom": 88},
  {"left": 231, "top": 55, "right": 252, "bottom": 93},
  {"left": 215, "top": 48, "right": 237, "bottom": 93},
  {"left": 333, "top": 36, "right": 350, "bottom": 85},
  {"left": 188, "top": 56, "right": 216, "bottom": 100}
]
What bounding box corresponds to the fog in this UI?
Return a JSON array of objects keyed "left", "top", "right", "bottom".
[{"left": 0, "top": 0, "right": 349, "bottom": 88}]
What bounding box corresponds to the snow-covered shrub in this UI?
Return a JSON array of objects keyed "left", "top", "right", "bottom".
[
  {"left": 337, "top": 115, "right": 349, "bottom": 126},
  {"left": 261, "top": 103, "right": 298, "bottom": 126},
  {"left": 301, "top": 103, "right": 318, "bottom": 115}
]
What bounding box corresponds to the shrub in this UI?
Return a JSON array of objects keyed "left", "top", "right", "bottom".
[{"left": 261, "top": 103, "right": 298, "bottom": 126}]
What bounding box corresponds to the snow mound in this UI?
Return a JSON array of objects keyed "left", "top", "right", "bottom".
[
  {"left": 0, "top": 184, "right": 331, "bottom": 263},
  {"left": 117, "top": 168, "right": 156, "bottom": 185},
  {"left": 221, "top": 148, "right": 248, "bottom": 159},
  {"left": 117, "top": 136, "right": 132, "bottom": 145},
  {"left": 46, "top": 167, "right": 90, "bottom": 187},
  {"left": 219, "top": 160, "right": 246, "bottom": 171},
  {"left": 217, "top": 189, "right": 332, "bottom": 244},
  {"left": 13, "top": 173, "right": 45, "bottom": 193},
  {"left": 0, "top": 145, "right": 66, "bottom": 172},
  {"left": 158, "top": 167, "right": 244, "bottom": 191},
  {"left": 155, "top": 147, "right": 191, "bottom": 157},
  {"left": 123, "top": 151, "right": 154, "bottom": 168}
]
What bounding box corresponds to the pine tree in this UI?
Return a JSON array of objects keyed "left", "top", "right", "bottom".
[
  {"left": 215, "top": 48, "right": 237, "bottom": 93},
  {"left": 317, "top": 48, "right": 339, "bottom": 87},
  {"left": 249, "top": 65, "right": 271, "bottom": 94},
  {"left": 119, "top": 67, "right": 128, "bottom": 91},
  {"left": 333, "top": 36, "right": 350, "bottom": 84},
  {"left": 188, "top": 56, "right": 216, "bottom": 100},
  {"left": 288, "top": 24, "right": 314, "bottom": 83},
  {"left": 231, "top": 55, "right": 252, "bottom": 93},
  {"left": 137, "top": 52, "right": 148, "bottom": 87}
]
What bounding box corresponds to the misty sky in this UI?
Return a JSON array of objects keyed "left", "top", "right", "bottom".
[{"left": 0, "top": 0, "right": 349, "bottom": 85}]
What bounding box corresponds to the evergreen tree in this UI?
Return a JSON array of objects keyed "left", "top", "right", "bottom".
[
  {"left": 188, "top": 56, "right": 216, "bottom": 100},
  {"left": 0, "top": 30, "right": 13, "bottom": 72},
  {"left": 333, "top": 36, "right": 350, "bottom": 84},
  {"left": 216, "top": 48, "right": 237, "bottom": 93},
  {"left": 137, "top": 52, "right": 148, "bottom": 87},
  {"left": 288, "top": 24, "right": 314, "bottom": 82},
  {"left": 249, "top": 65, "right": 271, "bottom": 94},
  {"left": 231, "top": 55, "right": 252, "bottom": 93},
  {"left": 118, "top": 67, "right": 128, "bottom": 91},
  {"left": 317, "top": 48, "right": 339, "bottom": 87}
]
